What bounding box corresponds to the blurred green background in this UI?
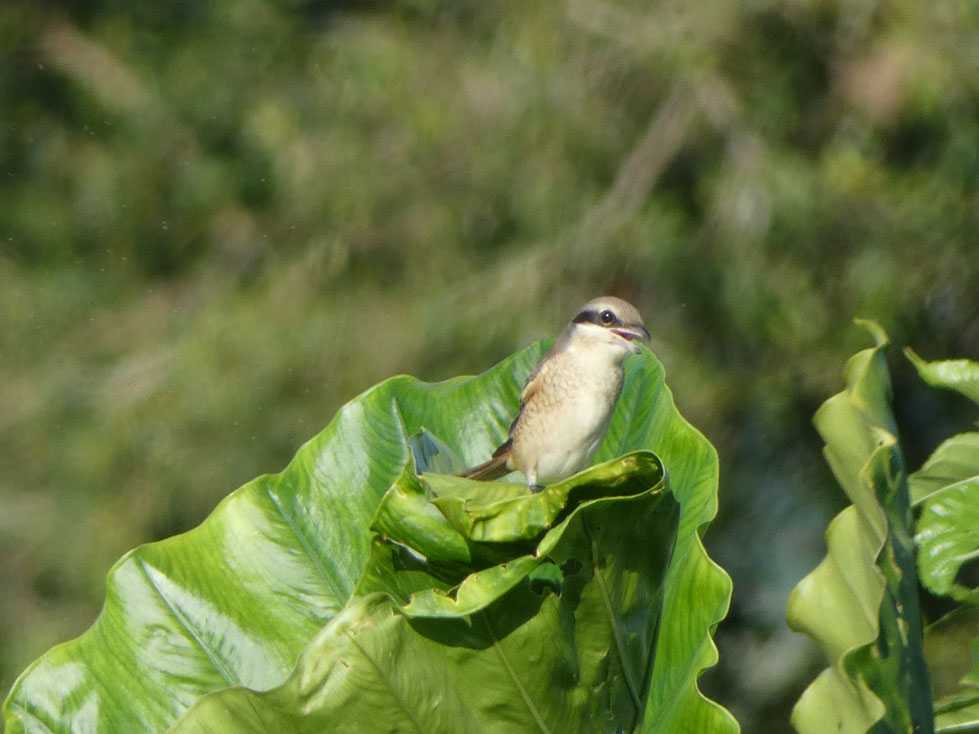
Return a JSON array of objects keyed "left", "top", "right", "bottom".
[{"left": 1, "top": 0, "right": 977, "bottom": 730}]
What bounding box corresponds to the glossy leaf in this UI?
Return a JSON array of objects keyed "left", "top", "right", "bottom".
[
  {"left": 908, "top": 351, "right": 979, "bottom": 730},
  {"left": 787, "top": 321, "right": 933, "bottom": 733},
  {"left": 910, "top": 433, "right": 979, "bottom": 506},
  {"left": 905, "top": 349, "right": 979, "bottom": 406},
  {"left": 907, "top": 357, "right": 979, "bottom": 601},
  {"left": 172, "top": 451, "right": 679, "bottom": 732},
  {"left": 3, "top": 346, "right": 538, "bottom": 733},
  {"left": 599, "top": 354, "right": 737, "bottom": 734},
  {"left": 3, "top": 343, "right": 736, "bottom": 733},
  {"left": 915, "top": 464, "right": 979, "bottom": 604}
]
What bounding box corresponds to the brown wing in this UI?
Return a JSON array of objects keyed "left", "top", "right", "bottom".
[
  {"left": 519, "top": 357, "right": 547, "bottom": 405},
  {"left": 460, "top": 352, "right": 550, "bottom": 480},
  {"left": 505, "top": 354, "right": 549, "bottom": 439}
]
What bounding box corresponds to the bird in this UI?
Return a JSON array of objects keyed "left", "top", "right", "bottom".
[{"left": 462, "top": 296, "right": 650, "bottom": 491}]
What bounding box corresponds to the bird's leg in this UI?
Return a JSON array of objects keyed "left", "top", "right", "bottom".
[{"left": 526, "top": 469, "right": 544, "bottom": 493}]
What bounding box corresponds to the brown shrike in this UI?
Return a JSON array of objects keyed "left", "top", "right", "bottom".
[{"left": 462, "top": 296, "right": 650, "bottom": 491}]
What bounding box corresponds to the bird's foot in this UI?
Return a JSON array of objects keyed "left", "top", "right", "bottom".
[{"left": 528, "top": 483, "right": 545, "bottom": 493}]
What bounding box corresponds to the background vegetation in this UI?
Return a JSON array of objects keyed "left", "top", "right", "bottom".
[{"left": 1, "top": 0, "right": 977, "bottom": 730}]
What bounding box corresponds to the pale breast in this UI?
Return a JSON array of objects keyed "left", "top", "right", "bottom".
[{"left": 509, "top": 350, "right": 623, "bottom": 483}]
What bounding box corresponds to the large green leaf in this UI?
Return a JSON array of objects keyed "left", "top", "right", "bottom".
[
  {"left": 3, "top": 343, "right": 736, "bottom": 733},
  {"left": 787, "top": 321, "right": 933, "bottom": 733},
  {"left": 171, "top": 451, "right": 679, "bottom": 732},
  {"left": 905, "top": 349, "right": 979, "bottom": 406},
  {"left": 907, "top": 351, "right": 979, "bottom": 603},
  {"left": 907, "top": 353, "right": 979, "bottom": 731},
  {"left": 909, "top": 433, "right": 979, "bottom": 506},
  {"left": 914, "top": 446, "right": 979, "bottom": 604}
]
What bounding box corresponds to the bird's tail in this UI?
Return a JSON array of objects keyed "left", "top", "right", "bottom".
[{"left": 460, "top": 442, "right": 512, "bottom": 481}]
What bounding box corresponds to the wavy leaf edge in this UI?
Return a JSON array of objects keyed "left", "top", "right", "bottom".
[{"left": 4, "top": 342, "right": 738, "bottom": 734}]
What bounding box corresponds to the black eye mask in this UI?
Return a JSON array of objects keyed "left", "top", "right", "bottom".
[{"left": 573, "top": 309, "right": 622, "bottom": 327}]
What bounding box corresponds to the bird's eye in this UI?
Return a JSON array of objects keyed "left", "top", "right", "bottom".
[{"left": 600, "top": 309, "right": 615, "bottom": 324}]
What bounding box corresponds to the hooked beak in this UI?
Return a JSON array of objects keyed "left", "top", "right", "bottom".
[{"left": 611, "top": 324, "right": 651, "bottom": 347}]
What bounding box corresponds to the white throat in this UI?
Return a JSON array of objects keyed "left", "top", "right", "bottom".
[{"left": 563, "top": 322, "right": 634, "bottom": 366}]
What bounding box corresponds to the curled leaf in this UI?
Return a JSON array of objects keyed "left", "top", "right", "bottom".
[{"left": 788, "top": 321, "right": 933, "bottom": 734}]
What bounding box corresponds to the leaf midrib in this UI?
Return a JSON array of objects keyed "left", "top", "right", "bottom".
[
  {"left": 7, "top": 701, "right": 58, "bottom": 734},
  {"left": 585, "top": 517, "right": 643, "bottom": 719},
  {"left": 135, "top": 558, "right": 238, "bottom": 686},
  {"left": 265, "top": 482, "right": 351, "bottom": 604},
  {"left": 343, "top": 628, "right": 426, "bottom": 734},
  {"left": 479, "top": 613, "right": 552, "bottom": 734},
  {"left": 913, "top": 473, "right": 979, "bottom": 507}
]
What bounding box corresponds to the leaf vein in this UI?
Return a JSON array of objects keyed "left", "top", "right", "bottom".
[
  {"left": 913, "top": 473, "right": 979, "bottom": 506},
  {"left": 134, "top": 558, "right": 238, "bottom": 686},
  {"left": 585, "top": 517, "right": 642, "bottom": 716},
  {"left": 7, "top": 702, "right": 58, "bottom": 734},
  {"left": 343, "top": 628, "right": 426, "bottom": 733},
  {"left": 264, "top": 482, "right": 351, "bottom": 604},
  {"left": 479, "top": 612, "right": 552, "bottom": 734}
]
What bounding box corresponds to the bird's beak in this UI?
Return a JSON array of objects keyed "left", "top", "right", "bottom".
[{"left": 611, "top": 324, "right": 651, "bottom": 346}]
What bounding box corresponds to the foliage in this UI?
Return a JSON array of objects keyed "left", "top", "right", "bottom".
[
  {"left": 171, "top": 452, "right": 675, "bottom": 733},
  {"left": 907, "top": 351, "right": 979, "bottom": 732},
  {"left": 787, "top": 322, "right": 932, "bottom": 733},
  {"left": 3, "top": 345, "right": 736, "bottom": 733},
  {"left": 789, "top": 326, "right": 979, "bottom": 733},
  {"left": 2, "top": 0, "right": 979, "bottom": 729}
]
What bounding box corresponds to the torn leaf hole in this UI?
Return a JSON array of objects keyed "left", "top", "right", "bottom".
[{"left": 529, "top": 561, "right": 564, "bottom": 596}]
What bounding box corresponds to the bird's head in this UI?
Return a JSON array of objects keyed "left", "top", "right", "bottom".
[{"left": 569, "top": 296, "right": 650, "bottom": 358}]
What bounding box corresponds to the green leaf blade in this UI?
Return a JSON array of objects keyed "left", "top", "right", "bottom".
[
  {"left": 911, "top": 432, "right": 979, "bottom": 603},
  {"left": 911, "top": 433, "right": 979, "bottom": 506},
  {"left": 788, "top": 322, "right": 933, "bottom": 734},
  {"left": 917, "top": 479, "right": 979, "bottom": 603},
  {"left": 601, "top": 358, "right": 738, "bottom": 734},
  {"left": 906, "top": 349, "right": 979, "bottom": 406},
  {"left": 172, "top": 452, "right": 681, "bottom": 734},
  {"left": 907, "top": 349, "right": 979, "bottom": 729},
  {"left": 4, "top": 343, "right": 736, "bottom": 733}
]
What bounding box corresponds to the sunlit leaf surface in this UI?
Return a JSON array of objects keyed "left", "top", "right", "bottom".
[
  {"left": 3, "top": 344, "right": 736, "bottom": 733},
  {"left": 906, "top": 349, "right": 979, "bottom": 406},
  {"left": 172, "top": 452, "right": 678, "bottom": 732},
  {"left": 907, "top": 352, "right": 979, "bottom": 604},
  {"left": 915, "top": 463, "right": 979, "bottom": 604},
  {"left": 910, "top": 353, "right": 979, "bottom": 733}
]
